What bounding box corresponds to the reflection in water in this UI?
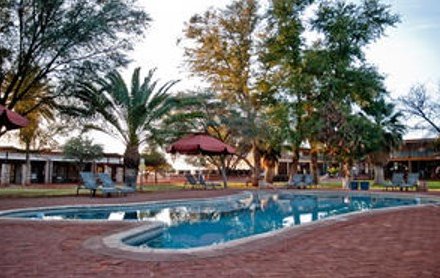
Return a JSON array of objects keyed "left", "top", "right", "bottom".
[
  {"left": 141, "top": 194, "right": 426, "bottom": 249},
  {"left": 11, "top": 192, "right": 435, "bottom": 249},
  {"left": 108, "top": 212, "right": 125, "bottom": 220}
]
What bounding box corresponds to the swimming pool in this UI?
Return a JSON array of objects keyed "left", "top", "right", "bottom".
[{"left": 1, "top": 191, "right": 438, "bottom": 250}]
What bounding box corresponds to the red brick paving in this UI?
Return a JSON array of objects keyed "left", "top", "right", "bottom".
[{"left": 0, "top": 190, "right": 439, "bottom": 277}]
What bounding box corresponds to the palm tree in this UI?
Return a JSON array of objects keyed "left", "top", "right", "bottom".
[
  {"left": 364, "top": 98, "right": 405, "bottom": 184},
  {"left": 65, "top": 68, "right": 179, "bottom": 179}
]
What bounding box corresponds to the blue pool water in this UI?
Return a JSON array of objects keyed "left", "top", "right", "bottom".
[{"left": 1, "top": 192, "right": 437, "bottom": 249}]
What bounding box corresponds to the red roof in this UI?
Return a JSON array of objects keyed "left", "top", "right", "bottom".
[
  {"left": 167, "top": 134, "right": 236, "bottom": 155},
  {"left": 0, "top": 104, "right": 29, "bottom": 130}
]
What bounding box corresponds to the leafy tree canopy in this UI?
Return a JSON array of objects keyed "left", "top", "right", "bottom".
[
  {"left": 0, "top": 0, "right": 150, "bottom": 132},
  {"left": 141, "top": 148, "right": 171, "bottom": 172},
  {"left": 63, "top": 136, "right": 103, "bottom": 170}
]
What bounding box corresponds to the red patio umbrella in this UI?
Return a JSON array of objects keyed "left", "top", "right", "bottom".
[
  {"left": 0, "top": 104, "right": 29, "bottom": 130},
  {"left": 167, "top": 134, "right": 236, "bottom": 155},
  {"left": 167, "top": 134, "right": 236, "bottom": 187}
]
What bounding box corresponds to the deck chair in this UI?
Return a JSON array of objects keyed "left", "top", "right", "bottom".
[
  {"left": 199, "top": 175, "right": 222, "bottom": 190},
  {"left": 78, "top": 172, "right": 117, "bottom": 197},
  {"left": 383, "top": 172, "right": 404, "bottom": 191},
  {"left": 77, "top": 172, "right": 97, "bottom": 196},
  {"left": 286, "top": 174, "right": 303, "bottom": 189},
  {"left": 98, "top": 173, "right": 135, "bottom": 195},
  {"left": 184, "top": 174, "right": 203, "bottom": 189},
  {"left": 258, "top": 179, "right": 275, "bottom": 189},
  {"left": 122, "top": 174, "right": 137, "bottom": 193},
  {"left": 303, "top": 174, "right": 314, "bottom": 188},
  {"left": 400, "top": 173, "right": 419, "bottom": 191}
]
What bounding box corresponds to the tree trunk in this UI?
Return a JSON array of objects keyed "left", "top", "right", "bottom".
[
  {"left": 369, "top": 151, "right": 389, "bottom": 185},
  {"left": 310, "top": 142, "right": 319, "bottom": 185},
  {"left": 289, "top": 147, "right": 299, "bottom": 178},
  {"left": 220, "top": 155, "right": 228, "bottom": 188},
  {"left": 341, "top": 159, "right": 352, "bottom": 189},
  {"left": 23, "top": 142, "right": 31, "bottom": 186},
  {"left": 124, "top": 143, "right": 140, "bottom": 180},
  {"left": 373, "top": 163, "right": 385, "bottom": 185},
  {"left": 216, "top": 165, "right": 227, "bottom": 189},
  {"left": 263, "top": 160, "right": 276, "bottom": 183},
  {"left": 251, "top": 143, "right": 261, "bottom": 187}
]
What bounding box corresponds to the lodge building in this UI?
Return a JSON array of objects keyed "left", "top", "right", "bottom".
[
  {"left": 0, "top": 146, "right": 124, "bottom": 186},
  {"left": 386, "top": 138, "right": 440, "bottom": 180},
  {"left": 275, "top": 138, "right": 439, "bottom": 180},
  {"left": 0, "top": 138, "right": 438, "bottom": 185}
]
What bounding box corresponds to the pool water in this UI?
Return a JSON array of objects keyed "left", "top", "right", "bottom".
[
  {"left": 138, "top": 193, "right": 429, "bottom": 249},
  {"left": 0, "top": 192, "right": 437, "bottom": 249}
]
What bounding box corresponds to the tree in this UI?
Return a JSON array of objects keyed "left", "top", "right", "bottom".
[
  {"left": 61, "top": 68, "right": 179, "bottom": 179},
  {"left": 183, "top": 0, "right": 268, "bottom": 186},
  {"left": 63, "top": 136, "right": 103, "bottom": 172},
  {"left": 263, "top": 0, "right": 314, "bottom": 181},
  {"left": 398, "top": 83, "right": 440, "bottom": 134},
  {"left": 0, "top": 0, "right": 150, "bottom": 135},
  {"left": 364, "top": 98, "right": 405, "bottom": 184},
  {"left": 261, "top": 0, "right": 400, "bottom": 187},
  {"left": 306, "top": 0, "right": 399, "bottom": 187},
  {"left": 162, "top": 91, "right": 252, "bottom": 188},
  {"left": 141, "top": 147, "right": 171, "bottom": 184}
]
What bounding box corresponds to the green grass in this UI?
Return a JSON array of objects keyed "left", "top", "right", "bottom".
[
  {"left": 0, "top": 180, "right": 438, "bottom": 198},
  {"left": 426, "top": 181, "right": 440, "bottom": 190},
  {"left": 0, "top": 183, "right": 186, "bottom": 198},
  {"left": 0, "top": 187, "right": 78, "bottom": 198},
  {"left": 137, "top": 184, "right": 184, "bottom": 191}
]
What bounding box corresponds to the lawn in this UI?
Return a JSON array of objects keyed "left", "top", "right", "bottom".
[
  {"left": 0, "top": 180, "right": 438, "bottom": 198},
  {"left": 0, "top": 184, "right": 185, "bottom": 198},
  {"left": 0, "top": 187, "right": 78, "bottom": 198}
]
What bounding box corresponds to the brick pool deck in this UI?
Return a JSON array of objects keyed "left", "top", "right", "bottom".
[{"left": 0, "top": 189, "right": 439, "bottom": 277}]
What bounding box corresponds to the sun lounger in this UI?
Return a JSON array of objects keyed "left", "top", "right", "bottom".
[
  {"left": 258, "top": 179, "right": 275, "bottom": 189},
  {"left": 77, "top": 172, "right": 118, "bottom": 197},
  {"left": 184, "top": 174, "right": 202, "bottom": 189},
  {"left": 286, "top": 174, "right": 303, "bottom": 189},
  {"left": 303, "top": 174, "right": 314, "bottom": 188},
  {"left": 98, "top": 173, "right": 135, "bottom": 195},
  {"left": 77, "top": 172, "right": 97, "bottom": 196},
  {"left": 199, "top": 175, "right": 222, "bottom": 190},
  {"left": 400, "top": 173, "right": 419, "bottom": 191},
  {"left": 122, "top": 174, "right": 137, "bottom": 194},
  {"left": 383, "top": 172, "right": 404, "bottom": 191}
]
